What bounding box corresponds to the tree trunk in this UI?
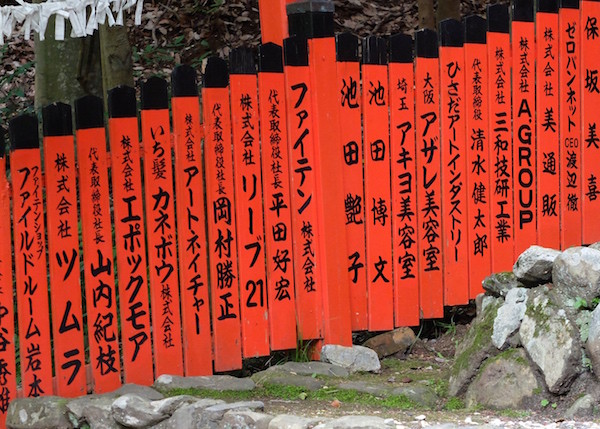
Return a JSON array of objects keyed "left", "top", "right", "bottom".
[
  {"left": 99, "top": 24, "right": 134, "bottom": 98},
  {"left": 418, "top": 0, "right": 435, "bottom": 30},
  {"left": 436, "top": 0, "right": 461, "bottom": 24}
]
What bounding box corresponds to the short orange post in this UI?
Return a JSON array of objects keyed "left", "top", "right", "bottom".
[
  {"left": 512, "top": 0, "right": 537, "bottom": 257},
  {"left": 389, "top": 33, "right": 420, "bottom": 326},
  {"left": 9, "top": 114, "right": 53, "bottom": 397},
  {"left": 415, "top": 29, "right": 444, "bottom": 319},
  {"left": 464, "top": 15, "right": 492, "bottom": 299},
  {"left": 42, "top": 103, "right": 86, "bottom": 397},
  {"left": 486, "top": 4, "right": 514, "bottom": 272},
  {"left": 171, "top": 65, "right": 213, "bottom": 375},
  {"left": 107, "top": 86, "right": 154, "bottom": 385},
  {"left": 536, "top": 0, "right": 560, "bottom": 248},
  {"left": 75, "top": 95, "right": 122, "bottom": 392},
  {"left": 202, "top": 57, "right": 243, "bottom": 371},
  {"left": 229, "top": 47, "right": 270, "bottom": 357},
  {"left": 558, "top": 0, "right": 582, "bottom": 248},
  {"left": 439, "top": 19, "right": 469, "bottom": 306}
]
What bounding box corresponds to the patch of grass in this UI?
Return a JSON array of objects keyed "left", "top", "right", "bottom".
[
  {"left": 499, "top": 409, "right": 531, "bottom": 419},
  {"left": 444, "top": 397, "right": 465, "bottom": 410},
  {"left": 428, "top": 378, "right": 449, "bottom": 398}
]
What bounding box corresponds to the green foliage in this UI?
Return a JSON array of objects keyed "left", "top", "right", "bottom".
[
  {"left": 0, "top": 44, "right": 35, "bottom": 117},
  {"left": 192, "top": 0, "right": 225, "bottom": 15},
  {"left": 540, "top": 398, "right": 550, "bottom": 407},
  {"left": 574, "top": 297, "right": 588, "bottom": 310},
  {"left": 444, "top": 397, "right": 465, "bottom": 410}
]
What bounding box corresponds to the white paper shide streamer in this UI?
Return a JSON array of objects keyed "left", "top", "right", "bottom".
[{"left": 0, "top": 0, "right": 144, "bottom": 44}]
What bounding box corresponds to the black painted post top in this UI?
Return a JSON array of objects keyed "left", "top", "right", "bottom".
[
  {"left": 9, "top": 113, "right": 39, "bottom": 150},
  {"left": 362, "top": 36, "right": 388, "bottom": 65},
  {"left": 258, "top": 42, "right": 284, "bottom": 73},
  {"left": 172, "top": 65, "right": 199, "bottom": 97},
  {"left": 336, "top": 32, "right": 359, "bottom": 62},
  {"left": 560, "top": 0, "right": 579, "bottom": 8},
  {"left": 108, "top": 85, "right": 137, "bottom": 118},
  {"left": 42, "top": 102, "right": 73, "bottom": 137},
  {"left": 287, "top": 0, "right": 334, "bottom": 39},
  {"left": 284, "top": 36, "right": 309, "bottom": 66},
  {"left": 464, "top": 15, "right": 487, "bottom": 44},
  {"left": 141, "top": 77, "right": 169, "bottom": 110},
  {"left": 537, "top": 0, "right": 559, "bottom": 13},
  {"left": 415, "top": 29, "right": 439, "bottom": 58},
  {"left": 487, "top": 3, "right": 510, "bottom": 33},
  {"left": 230, "top": 47, "right": 256, "bottom": 74},
  {"left": 0, "top": 128, "right": 5, "bottom": 158},
  {"left": 75, "top": 95, "right": 105, "bottom": 129},
  {"left": 513, "top": 0, "right": 534, "bottom": 21},
  {"left": 439, "top": 19, "right": 464, "bottom": 47},
  {"left": 203, "top": 56, "right": 229, "bottom": 88},
  {"left": 389, "top": 33, "right": 413, "bottom": 63}
]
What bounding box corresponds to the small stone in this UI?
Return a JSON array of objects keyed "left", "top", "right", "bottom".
[
  {"left": 565, "top": 394, "right": 596, "bottom": 418},
  {"left": 337, "top": 381, "right": 390, "bottom": 397},
  {"left": 492, "top": 288, "right": 528, "bottom": 349},
  {"left": 415, "top": 415, "right": 426, "bottom": 421},
  {"left": 513, "top": 245, "right": 561, "bottom": 285},
  {"left": 330, "top": 399, "right": 341, "bottom": 408},
  {"left": 363, "top": 327, "right": 416, "bottom": 358},
  {"left": 153, "top": 374, "right": 255, "bottom": 392},
  {"left": 203, "top": 401, "right": 264, "bottom": 421},
  {"left": 255, "top": 373, "right": 325, "bottom": 391},
  {"left": 220, "top": 410, "right": 274, "bottom": 429},
  {"left": 320, "top": 345, "right": 381, "bottom": 373},
  {"left": 268, "top": 414, "right": 325, "bottom": 429},
  {"left": 552, "top": 246, "right": 600, "bottom": 302},
  {"left": 150, "top": 395, "right": 200, "bottom": 415},
  {"left": 482, "top": 272, "right": 524, "bottom": 298},
  {"left": 151, "top": 399, "right": 225, "bottom": 429},
  {"left": 276, "top": 361, "right": 349, "bottom": 377},
  {"left": 6, "top": 396, "right": 72, "bottom": 429},
  {"left": 109, "top": 384, "right": 164, "bottom": 401},
  {"left": 314, "top": 415, "right": 391, "bottom": 428},
  {"left": 111, "top": 394, "right": 167, "bottom": 428}
]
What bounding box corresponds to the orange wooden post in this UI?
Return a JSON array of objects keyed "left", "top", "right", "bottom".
[
  {"left": 439, "top": 19, "right": 469, "bottom": 306},
  {"left": 512, "top": 0, "right": 537, "bottom": 257},
  {"left": 486, "top": 4, "right": 514, "bottom": 272},
  {"left": 580, "top": 0, "right": 600, "bottom": 244},
  {"left": 336, "top": 32, "right": 368, "bottom": 330},
  {"left": 361, "top": 35, "right": 393, "bottom": 330},
  {"left": 558, "top": 0, "right": 582, "bottom": 248},
  {"left": 0, "top": 130, "right": 17, "bottom": 417},
  {"left": 288, "top": 2, "right": 352, "bottom": 344},
  {"left": 283, "top": 36, "right": 323, "bottom": 340},
  {"left": 74, "top": 95, "right": 122, "bottom": 392},
  {"left": 9, "top": 114, "right": 53, "bottom": 397},
  {"left": 464, "top": 15, "right": 492, "bottom": 299},
  {"left": 536, "top": 0, "right": 560, "bottom": 248},
  {"left": 42, "top": 103, "right": 86, "bottom": 397},
  {"left": 171, "top": 65, "right": 213, "bottom": 375},
  {"left": 415, "top": 29, "right": 444, "bottom": 319},
  {"left": 259, "top": 0, "right": 288, "bottom": 45},
  {"left": 389, "top": 33, "right": 420, "bottom": 326},
  {"left": 229, "top": 48, "right": 270, "bottom": 357},
  {"left": 202, "top": 57, "right": 243, "bottom": 371},
  {"left": 140, "top": 77, "right": 184, "bottom": 376},
  {"left": 257, "top": 43, "right": 298, "bottom": 350},
  {"left": 107, "top": 86, "right": 154, "bottom": 385}
]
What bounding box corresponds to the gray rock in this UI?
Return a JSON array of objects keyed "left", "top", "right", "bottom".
[
  {"left": 586, "top": 304, "right": 600, "bottom": 375},
  {"left": 519, "top": 290, "right": 582, "bottom": 394},
  {"left": 390, "top": 385, "right": 438, "bottom": 409},
  {"left": 109, "top": 384, "right": 164, "bottom": 401},
  {"left": 153, "top": 374, "right": 255, "bottom": 392},
  {"left": 320, "top": 345, "right": 380, "bottom": 373},
  {"left": 220, "top": 410, "right": 274, "bottom": 429},
  {"left": 203, "top": 401, "right": 265, "bottom": 422},
  {"left": 7, "top": 396, "right": 72, "bottom": 429},
  {"left": 111, "top": 394, "right": 168, "bottom": 428},
  {"left": 336, "top": 381, "right": 390, "bottom": 397},
  {"left": 268, "top": 414, "right": 325, "bottom": 429},
  {"left": 465, "top": 348, "right": 540, "bottom": 409},
  {"left": 66, "top": 395, "right": 118, "bottom": 429},
  {"left": 253, "top": 372, "right": 325, "bottom": 391},
  {"left": 552, "top": 246, "right": 600, "bottom": 302},
  {"left": 150, "top": 399, "right": 225, "bottom": 429},
  {"left": 482, "top": 272, "right": 525, "bottom": 298},
  {"left": 151, "top": 395, "right": 200, "bottom": 415},
  {"left": 276, "top": 361, "right": 349, "bottom": 377},
  {"left": 449, "top": 299, "right": 502, "bottom": 396},
  {"left": 313, "top": 416, "right": 391, "bottom": 429},
  {"left": 492, "top": 288, "right": 528, "bottom": 349},
  {"left": 513, "top": 245, "right": 561, "bottom": 285},
  {"left": 589, "top": 242, "right": 600, "bottom": 251},
  {"left": 362, "top": 327, "right": 415, "bottom": 358},
  {"left": 565, "top": 394, "right": 596, "bottom": 418}
]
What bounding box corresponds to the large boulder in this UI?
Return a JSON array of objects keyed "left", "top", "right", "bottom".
[
  {"left": 586, "top": 304, "right": 600, "bottom": 376},
  {"left": 363, "top": 327, "right": 415, "bottom": 358},
  {"left": 465, "top": 348, "right": 540, "bottom": 409},
  {"left": 492, "top": 288, "right": 528, "bottom": 349},
  {"left": 513, "top": 245, "right": 561, "bottom": 285},
  {"left": 482, "top": 272, "right": 525, "bottom": 298},
  {"left": 552, "top": 246, "right": 600, "bottom": 302},
  {"left": 6, "top": 396, "right": 72, "bottom": 429},
  {"left": 519, "top": 289, "right": 582, "bottom": 394}
]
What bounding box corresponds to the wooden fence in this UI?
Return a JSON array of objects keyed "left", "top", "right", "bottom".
[{"left": 0, "top": 0, "right": 598, "bottom": 423}]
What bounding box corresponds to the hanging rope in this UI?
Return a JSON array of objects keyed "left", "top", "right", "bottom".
[{"left": 0, "top": 0, "right": 144, "bottom": 44}]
